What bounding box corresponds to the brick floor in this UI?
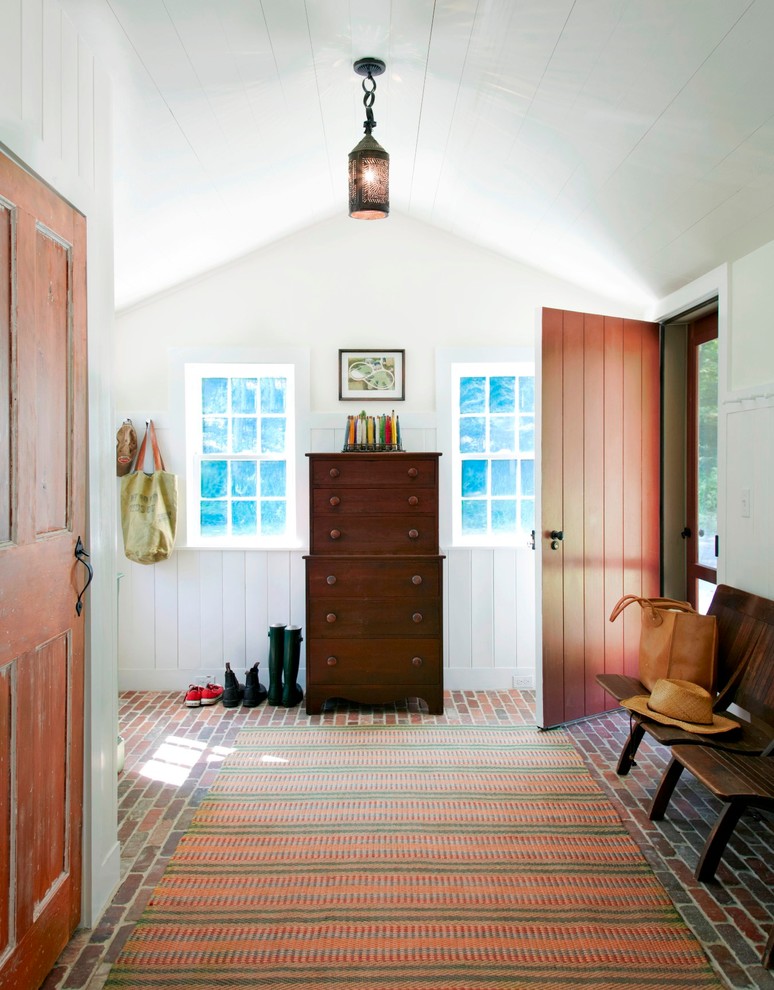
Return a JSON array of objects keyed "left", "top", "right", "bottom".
[{"left": 40, "top": 690, "right": 773, "bottom": 990}]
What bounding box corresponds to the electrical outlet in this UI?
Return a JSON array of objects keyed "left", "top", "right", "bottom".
[
  {"left": 741, "top": 487, "right": 751, "bottom": 518},
  {"left": 512, "top": 675, "right": 533, "bottom": 689}
]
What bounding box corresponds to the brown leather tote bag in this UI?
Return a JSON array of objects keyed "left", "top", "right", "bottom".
[{"left": 609, "top": 595, "right": 718, "bottom": 693}]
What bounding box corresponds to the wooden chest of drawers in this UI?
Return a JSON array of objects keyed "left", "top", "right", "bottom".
[{"left": 304, "top": 452, "right": 444, "bottom": 714}]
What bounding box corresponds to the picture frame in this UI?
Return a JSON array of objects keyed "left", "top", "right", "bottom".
[{"left": 338, "top": 349, "right": 405, "bottom": 401}]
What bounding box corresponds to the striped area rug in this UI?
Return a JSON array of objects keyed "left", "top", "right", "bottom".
[{"left": 106, "top": 725, "right": 723, "bottom": 989}]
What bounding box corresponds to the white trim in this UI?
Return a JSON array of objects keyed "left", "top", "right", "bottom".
[
  {"left": 168, "top": 347, "right": 310, "bottom": 551},
  {"left": 450, "top": 361, "right": 535, "bottom": 547},
  {"left": 436, "top": 347, "right": 534, "bottom": 548},
  {"left": 117, "top": 665, "right": 530, "bottom": 694}
]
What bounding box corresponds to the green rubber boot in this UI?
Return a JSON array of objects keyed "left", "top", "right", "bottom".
[
  {"left": 267, "top": 624, "right": 286, "bottom": 706},
  {"left": 281, "top": 625, "right": 304, "bottom": 707}
]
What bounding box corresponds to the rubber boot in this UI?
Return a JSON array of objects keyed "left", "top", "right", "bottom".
[
  {"left": 243, "top": 662, "right": 268, "bottom": 707},
  {"left": 281, "top": 625, "right": 304, "bottom": 707},
  {"left": 267, "top": 624, "right": 286, "bottom": 706}
]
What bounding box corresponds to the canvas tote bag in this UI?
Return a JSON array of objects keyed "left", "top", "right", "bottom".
[
  {"left": 609, "top": 595, "right": 718, "bottom": 694},
  {"left": 120, "top": 420, "right": 178, "bottom": 565}
]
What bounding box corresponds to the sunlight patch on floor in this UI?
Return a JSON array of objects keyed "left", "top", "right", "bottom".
[{"left": 138, "top": 735, "right": 235, "bottom": 785}]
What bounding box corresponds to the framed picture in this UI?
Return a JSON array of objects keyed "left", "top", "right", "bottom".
[{"left": 339, "top": 349, "right": 405, "bottom": 401}]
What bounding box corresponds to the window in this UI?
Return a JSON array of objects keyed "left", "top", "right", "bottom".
[
  {"left": 451, "top": 362, "right": 535, "bottom": 546},
  {"left": 185, "top": 363, "right": 295, "bottom": 546}
]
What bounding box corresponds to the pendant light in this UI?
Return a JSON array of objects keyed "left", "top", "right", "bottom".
[{"left": 348, "top": 58, "right": 389, "bottom": 220}]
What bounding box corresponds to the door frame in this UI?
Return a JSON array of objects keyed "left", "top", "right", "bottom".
[
  {"left": 534, "top": 267, "right": 729, "bottom": 727},
  {"left": 661, "top": 303, "right": 719, "bottom": 608}
]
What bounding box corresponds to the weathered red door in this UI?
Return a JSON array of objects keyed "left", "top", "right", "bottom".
[
  {"left": 540, "top": 308, "right": 660, "bottom": 728},
  {"left": 0, "top": 151, "right": 87, "bottom": 990}
]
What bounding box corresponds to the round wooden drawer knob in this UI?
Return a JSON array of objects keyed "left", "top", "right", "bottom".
[
  {"left": 408, "top": 495, "right": 419, "bottom": 506},
  {"left": 329, "top": 468, "right": 340, "bottom": 478},
  {"left": 408, "top": 529, "right": 419, "bottom": 539},
  {"left": 412, "top": 612, "right": 423, "bottom": 623},
  {"left": 329, "top": 496, "right": 341, "bottom": 506},
  {"left": 411, "top": 656, "right": 423, "bottom": 667},
  {"left": 330, "top": 529, "right": 341, "bottom": 540},
  {"left": 326, "top": 613, "right": 337, "bottom": 623},
  {"left": 407, "top": 467, "right": 418, "bottom": 478},
  {"left": 411, "top": 575, "right": 423, "bottom": 585},
  {"left": 326, "top": 656, "right": 338, "bottom": 666},
  {"left": 326, "top": 575, "right": 337, "bottom": 585}
]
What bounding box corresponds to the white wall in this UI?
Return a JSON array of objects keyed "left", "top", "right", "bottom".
[
  {"left": 729, "top": 240, "right": 774, "bottom": 392},
  {"left": 721, "top": 243, "right": 774, "bottom": 598},
  {"left": 115, "top": 214, "right": 648, "bottom": 693},
  {"left": 0, "top": 0, "right": 118, "bottom": 927}
]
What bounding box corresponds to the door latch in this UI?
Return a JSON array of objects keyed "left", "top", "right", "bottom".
[
  {"left": 74, "top": 535, "right": 93, "bottom": 617},
  {"left": 550, "top": 529, "right": 564, "bottom": 550}
]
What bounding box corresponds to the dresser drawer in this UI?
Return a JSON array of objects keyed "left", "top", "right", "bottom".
[
  {"left": 306, "top": 557, "right": 442, "bottom": 599},
  {"left": 308, "top": 640, "right": 441, "bottom": 686},
  {"left": 308, "top": 599, "right": 440, "bottom": 638},
  {"left": 313, "top": 487, "right": 436, "bottom": 517},
  {"left": 311, "top": 514, "right": 438, "bottom": 554},
  {"left": 311, "top": 456, "right": 437, "bottom": 488}
]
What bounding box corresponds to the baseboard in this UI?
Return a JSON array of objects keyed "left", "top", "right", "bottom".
[
  {"left": 118, "top": 667, "right": 535, "bottom": 693},
  {"left": 444, "top": 668, "right": 534, "bottom": 691},
  {"left": 83, "top": 839, "right": 121, "bottom": 928}
]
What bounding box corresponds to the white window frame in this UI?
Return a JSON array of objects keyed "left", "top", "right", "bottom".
[
  {"left": 169, "top": 348, "right": 310, "bottom": 550},
  {"left": 437, "top": 347, "right": 535, "bottom": 549}
]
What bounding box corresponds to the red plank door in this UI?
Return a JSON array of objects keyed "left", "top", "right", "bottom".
[
  {"left": 0, "top": 151, "right": 88, "bottom": 990},
  {"left": 539, "top": 308, "right": 660, "bottom": 728}
]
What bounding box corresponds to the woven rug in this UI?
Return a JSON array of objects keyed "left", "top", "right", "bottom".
[{"left": 106, "top": 725, "right": 723, "bottom": 989}]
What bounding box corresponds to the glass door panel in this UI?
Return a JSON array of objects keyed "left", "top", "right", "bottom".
[
  {"left": 696, "top": 337, "right": 718, "bottom": 571},
  {"left": 687, "top": 316, "right": 718, "bottom": 610}
]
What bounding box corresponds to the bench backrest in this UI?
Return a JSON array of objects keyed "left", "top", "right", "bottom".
[{"left": 709, "top": 584, "right": 774, "bottom": 721}]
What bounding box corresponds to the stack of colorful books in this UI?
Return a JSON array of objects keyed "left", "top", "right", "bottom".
[{"left": 343, "top": 411, "right": 403, "bottom": 451}]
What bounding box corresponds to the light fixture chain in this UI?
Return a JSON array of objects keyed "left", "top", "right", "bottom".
[{"left": 362, "top": 73, "right": 377, "bottom": 135}]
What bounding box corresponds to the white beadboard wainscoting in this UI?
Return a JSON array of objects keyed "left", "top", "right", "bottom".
[
  {"left": 723, "top": 390, "right": 774, "bottom": 601},
  {"left": 117, "top": 419, "right": 537, "bottom": 693},
  {"left": 117, "top": 545, "right": 536, "bottom": 693}
]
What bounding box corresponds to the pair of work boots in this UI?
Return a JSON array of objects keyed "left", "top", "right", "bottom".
[
  {"left": 222, "top": 661, "right": 267, "bottom": 708},
  {"left": 268, "top": 624, "right": 304, "bottom": 708}
]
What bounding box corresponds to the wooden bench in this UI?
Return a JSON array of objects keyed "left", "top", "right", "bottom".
[
  {"left": 598, "top": 584, "right": 774, "bottom": 969},
  {"left": 649, "top": 744, "right": 774, "bottom": 880},
  {"left": 650, "top": 743, "right": 774, "bottom": 970},
  {"left": 597, "top": 584, "right": 774, "bottom": 775}
]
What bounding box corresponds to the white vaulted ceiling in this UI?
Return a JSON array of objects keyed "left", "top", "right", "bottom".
[{"left": 59, "top": 0, "right": 774, "bottom": 310}]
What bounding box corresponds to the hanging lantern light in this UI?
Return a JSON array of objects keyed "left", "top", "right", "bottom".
[{"left": 349, "top": 58, "right": 389, "bottom": 220}]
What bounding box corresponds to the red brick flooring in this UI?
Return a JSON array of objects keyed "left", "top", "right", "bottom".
[{"left": 41, "top": 690, "right": 773, "bottom": 990}]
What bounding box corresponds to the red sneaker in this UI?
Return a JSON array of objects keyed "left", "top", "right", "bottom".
[
  {"left": 201, "top": 682, "right": 224, "bottom": 706},
  {"left": 185, "top": 684, "right": 202, "bottom": 707}
]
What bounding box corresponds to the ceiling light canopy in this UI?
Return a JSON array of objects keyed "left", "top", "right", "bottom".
[{"left": 348, "top": 58, "right": 389, "bottom": 220}]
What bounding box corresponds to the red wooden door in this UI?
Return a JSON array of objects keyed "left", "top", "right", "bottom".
[
  {"left": 540, "top": 308, "right": 660, "bottom": 728},
  {"left": 0, "top": 152, "right": 87, "bottom": 990}
]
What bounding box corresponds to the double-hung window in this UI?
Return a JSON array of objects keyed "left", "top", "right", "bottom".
[
  {"left": 184, "top": 363, "right": 295, "bottom": 547},
  {"left": 451, "top": 362, "right": 535, "bottom": 546}
]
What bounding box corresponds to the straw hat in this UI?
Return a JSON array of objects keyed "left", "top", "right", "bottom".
[{"left": 621, "top": 678, "right": 739, "bottom": 734}]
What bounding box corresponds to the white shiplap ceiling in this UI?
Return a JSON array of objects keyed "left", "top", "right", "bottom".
[{"left": 59, "top": 0, "right": 774, "bottom": 310}]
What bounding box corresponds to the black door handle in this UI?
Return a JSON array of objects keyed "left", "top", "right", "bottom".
[{"left": 75, "top": 535, "right": 93, "bottom": 617}]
